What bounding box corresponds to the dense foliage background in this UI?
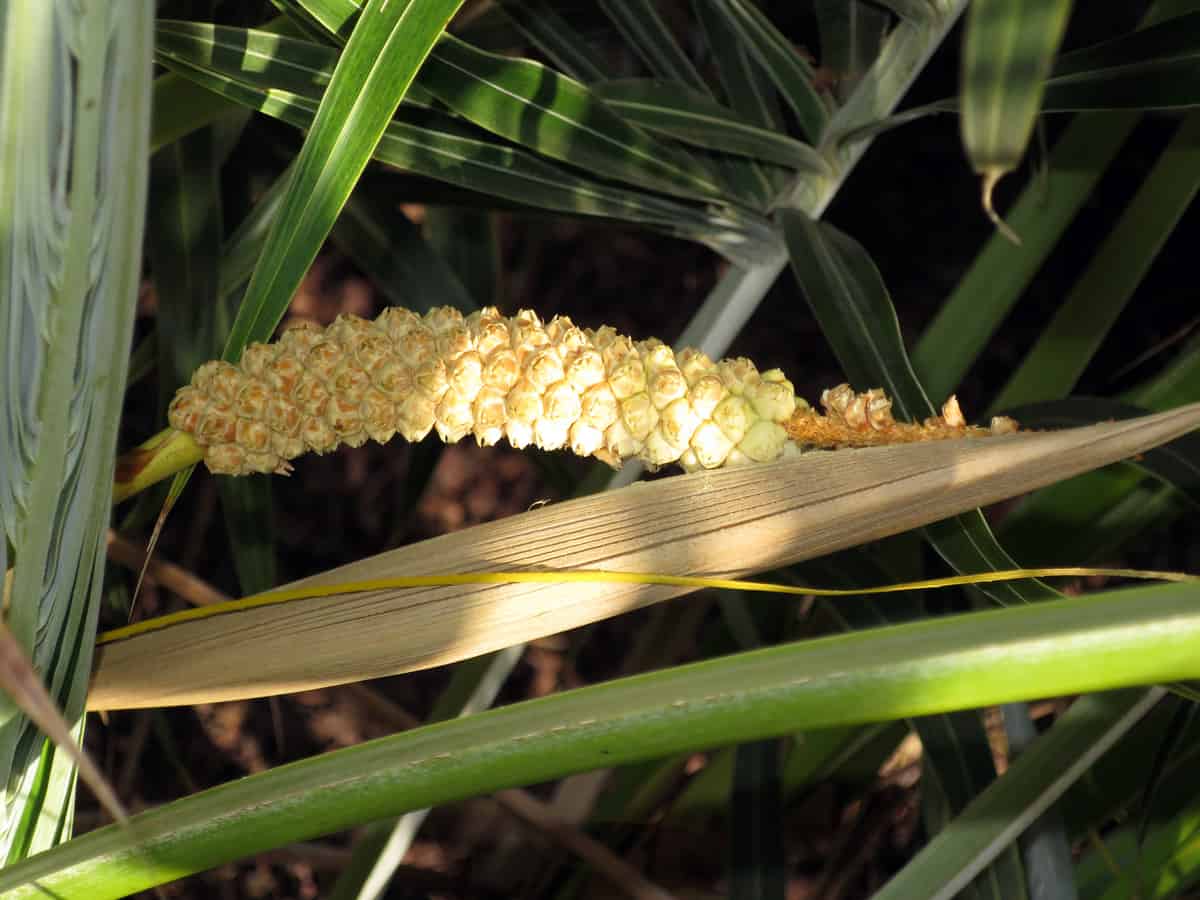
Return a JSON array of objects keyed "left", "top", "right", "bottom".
[{"left": 4, "top": 1, "right": 1200, "bottom": 898}]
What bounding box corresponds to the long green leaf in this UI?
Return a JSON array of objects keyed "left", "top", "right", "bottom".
[
  {"left": 874, "top": 690, "right": 1163, "bottom": 900},
  {"left": 420, "top": 35, "right": 727, "bottom": 203},
  {"left": 221, "top": 0, "right": 464, "bottom": 360},
  {"left": 153, "top": 23, "right": 773, "bottom": 260},
  {"left": 151, "top": 71, "right": 241, "bottom": 152},
  {"left": 8, "top": 583, "right": 1200, "bottom": 897},
  {"left": 714, "top": 0, "right": 832, "bottom": 143},
  {"left": 0, "top": 0, "right": 151, "bottom": 858},
  {"left": 1042, "top": 11, "right": 1200, "bottom": 111},
  {"left": 283, "top": 0, "right": 727, "bottom": 200},
  {"left": 911, "top": 110, "right": 1139, "bottom": 401},
  {"left": 593, "top": 78, "right": 831, "bottom": 173},
  {"left": 691, "top": 0, "right": 788, "bottom": 204},
  {"left": 991, "top": 110, "right": 1200, "bottom": 411},
  {"left": 692, "top": 0, "right": 785, "bottom": 132}
]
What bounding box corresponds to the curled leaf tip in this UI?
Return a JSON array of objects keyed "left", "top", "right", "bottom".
[{"left": 980, "top": 169, "right": 1022, "bottom": 245}]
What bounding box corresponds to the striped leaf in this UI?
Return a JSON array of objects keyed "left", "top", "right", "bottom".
[{"left": 0, "top": 0, "right": 151, "bottom": 858}]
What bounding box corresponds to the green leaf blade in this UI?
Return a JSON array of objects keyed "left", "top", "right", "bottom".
[
  {"left": 593, "top": 78, "right": 831, "bottom": 174},
  {"left": 221, "top": 0, "right": 465, "bottom": 359},
  {"left": 422, "top": 36, "right": 726, "bottom": 203},
  {"left": 8, "top": 584, "right": 1200, "bottom": 897},
  {"left": 991, "top": 110, "right": 1200, "bottom": 411}
]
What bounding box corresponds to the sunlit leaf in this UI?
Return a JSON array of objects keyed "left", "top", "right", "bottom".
[
  {"left": 220, "top": 0, "right": 465, "bottom": 359},
  {"left": 10, "top": 581, "right": 1200, "bottom": 897}
]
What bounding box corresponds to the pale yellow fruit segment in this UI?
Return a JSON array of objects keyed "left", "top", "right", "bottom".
[{"left": 167, "top": 307, "right": 799, "bottom": 476}]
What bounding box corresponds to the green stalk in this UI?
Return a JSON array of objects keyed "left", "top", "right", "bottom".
[{"left": 5, "top": 582, "right": 1200, "bottom": 898}]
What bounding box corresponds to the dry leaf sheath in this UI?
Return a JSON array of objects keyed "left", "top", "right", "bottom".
[{"left": 160, "top": 306, "right": 1016, "bottom": 480}]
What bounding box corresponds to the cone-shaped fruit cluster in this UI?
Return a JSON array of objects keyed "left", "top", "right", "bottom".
[{"left": 168, "top": 306, "right": 806, "bottom": 476}]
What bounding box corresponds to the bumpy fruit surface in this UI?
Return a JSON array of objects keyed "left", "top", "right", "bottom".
[{"left": 167, "top": 306, "right": 804, "bottom": 476}]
